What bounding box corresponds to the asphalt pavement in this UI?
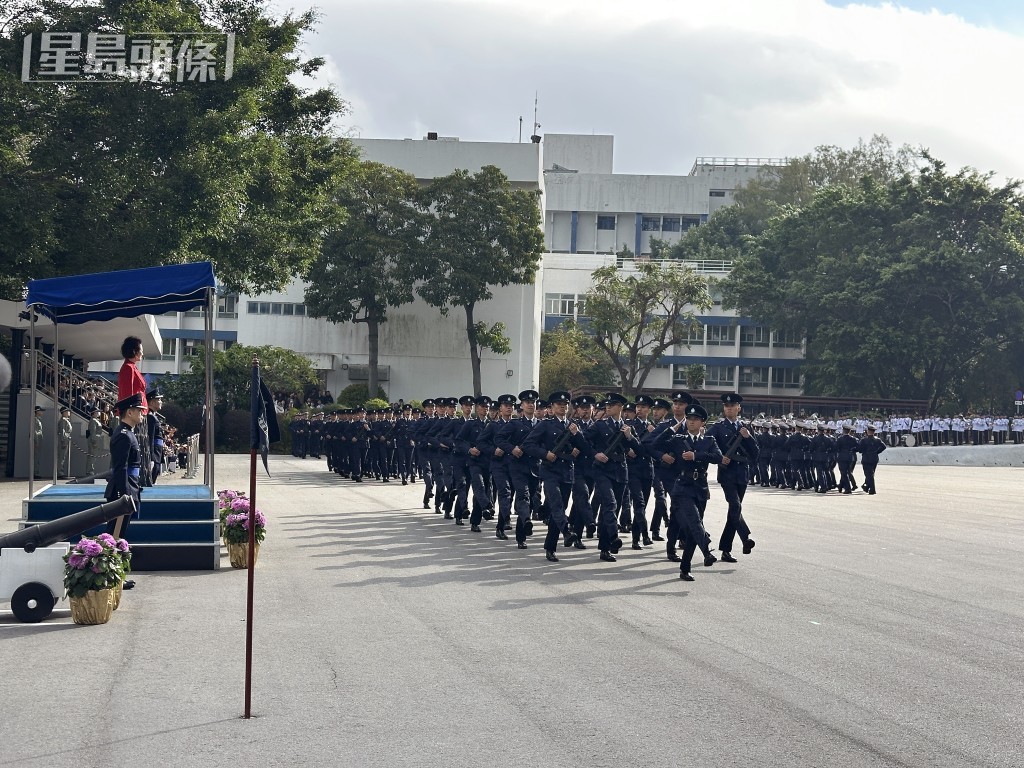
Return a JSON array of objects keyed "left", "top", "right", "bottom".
[{"left": 1, "top": 453, "right": 1022, "bottom": 768}]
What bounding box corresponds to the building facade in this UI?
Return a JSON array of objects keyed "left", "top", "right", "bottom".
[{"left": 92, "top": 133, "right": 806, "bottom": 401}]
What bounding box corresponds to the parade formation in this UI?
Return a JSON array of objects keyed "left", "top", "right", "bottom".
[{"left": 285, "top": 390, "right": 910, "bottom": 582}]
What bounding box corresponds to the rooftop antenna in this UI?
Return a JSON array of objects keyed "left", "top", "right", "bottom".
[
  {"left": 519, "top": 116, "right": 523, "bottom": 143},
  {"left": 530, "top": 91, "right": 541, "bottom": 144}
]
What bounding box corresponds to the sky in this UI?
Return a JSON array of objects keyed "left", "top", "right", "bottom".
[{"left": 290, "top": 0, "right": 1024, "bottom": 182}]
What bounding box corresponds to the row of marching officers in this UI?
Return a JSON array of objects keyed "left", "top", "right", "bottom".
[{"left": 412, "top": 388, "right": 758, "bottom": 582}]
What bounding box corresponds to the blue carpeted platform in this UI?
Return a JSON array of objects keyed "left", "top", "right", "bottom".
[{"left": 24, "top": 484, "right": 220, "bottom": 571}]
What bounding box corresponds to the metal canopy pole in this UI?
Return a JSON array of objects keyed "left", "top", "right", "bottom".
[
  {"left": 28, "top": 307, "right": 36, "bottom": 495},
  {"left": 204, "top": 287, "right": 215, "bottom": 495},
  {"left": 52, "top": 321, "right": 59, "bottom": 485}
]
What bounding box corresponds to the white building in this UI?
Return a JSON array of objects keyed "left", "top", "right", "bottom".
[
  {"left": 539, "top": 134, "right": 804, "bottom": 397},
  {"left": 96, "top": 133, "right": 805, "bottom": 401}
]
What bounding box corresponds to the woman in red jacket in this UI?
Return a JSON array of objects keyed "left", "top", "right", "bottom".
[{"left": 117, "top": 336, "right": 148, "bottom": 414}]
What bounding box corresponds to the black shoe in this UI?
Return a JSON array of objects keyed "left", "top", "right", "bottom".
[
  {"left": 423, "top": 502, "right": 430, "bottom": 509},
  {"left": 667, "top": 552, "right": 681, "bottom": 562},
  {"left": 743, "top": 538, "right": 755, "bottom": 555},
  {"left": 679, "top": 572, "right": 694, "bottom": 582},
  {"left": 586, "top": 526, "right": 596, "bottom": 539},
  {"left": 435, "top": 508, "right": 443, "bottom": 515},
  {"left": 868, "top": 490, "right": 876, "bottom": 495},
  {"left": 652, "top": 533, "right": 665, "bottom": 542},
  {"left": 455, "top": 519, "right": 465, "bottom": 526},
  {"left": 496, "top": 527, "right": 508, "bottom": 540},
  {"left": 481, "top": 509, "right": 495, "bottom": 521},
  {"left": 545, "top": 550, "right": 559, "bottom": 562},
  {"left": 642, "top": 535, "right": 653, "bottom": 546},
  {"left": 563, "top": 532, "right": 576, "bottom": 548},
  {"left": 573, "top": 539, "right": 587, "bottom": 550},
  {"left": 600, "top": 551, "right": 617, "bottom": 562},
  {"left": 704, "top": 554, "right": 718, "bottom": 567},
  {"left": 123, "top": 580, "right": 135, "bottom": 590},
  {"left": 354, "top": 476, "right": 362, "bottom": 482},
  {"left": 517, "top": 542, "right": 528, "bottom": 549},
  {"left": 471, "top": 524, "right": 481, "bottom": 532},
  {"left": 611, "top": 537, "right": 623, "bottom": 555},
  {"left": 443, "top": 511, "right": 452, "bottom": 519},
  {"left": 382, "top": 478, "right": 390, "bottom": 483},
  {"left": 720, "top": 552, "right": 738, "bottom": 563},
  {"left": 631, "top": 543, "right": 643, "bottom": 550}
]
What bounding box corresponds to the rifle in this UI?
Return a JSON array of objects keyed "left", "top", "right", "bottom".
[
  {"left": 545, "top": 421, "right": 576, "bottom": 463},
  {"left": 594, "top": 422, "right": 629, "bottom": 466},
  {"left": 722, "top": 420, "right": 750, "bottom": 461}
]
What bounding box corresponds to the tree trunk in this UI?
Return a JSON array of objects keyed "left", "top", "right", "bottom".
[
  {"left": 465, "top": 302, "right": 482, "bottom": 396},
  {"left": 368, "top": 315, "right": 380, "bottom": 401}
]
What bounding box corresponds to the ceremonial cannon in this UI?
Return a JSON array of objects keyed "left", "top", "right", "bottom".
[{"left": 0, "top": 496, "right": 135, "bottom": 623}]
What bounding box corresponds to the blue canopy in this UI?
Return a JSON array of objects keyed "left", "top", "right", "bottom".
[{"left": 26, "top": 262, "right": 216, "bottom": 324}]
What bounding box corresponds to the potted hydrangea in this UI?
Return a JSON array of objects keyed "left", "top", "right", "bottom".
[
  {"left": 96, "top": 533, "right": 132, "bottom": 610},
  {"left": 218, "top": 490, "right": 246, "bottom": 546},
  {"left": 63, "top": 535, "right": 126, "bottom": 624},
  {"left": 222, "top": 497, "right": 266, "bottom": 569}
]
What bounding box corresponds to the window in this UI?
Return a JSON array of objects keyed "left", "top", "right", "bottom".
[
  {"left": 183, "top": 341, "right": 204, "bottom": 358},
  {"left": 706, "top": 324, "right": 736, "bottom": 345},
  {"left": 641, "top": 216, "right": 661, "bottom": 231},
  {"left": 246, "top": 301, "right": 305, "bottom": 316},
  {"left": 661, "top": 217, "right": 681, "bottom": 232},
  {"left": 545, "top": 293, "right": 579, "bottom": 317},
  {"left": 597, "top": 215, "right": 616, "bottom": 230},
  {"left": 740, "top": 325, "right": 770, "bottom": 347},
  {"left": 705, "top": 365, "right": 735, "bottom": 387},
  {"left": 217, "top": 293, "right": 238, "bottom": 319},
  {"left": 681, "top": 217, "right": 701, "bottom": 231},
  {"left": 772, "top": 329, "right": 803, "bottom": 348},
  {"left": 710, "top": 190, "right": 726, "bottom": 198},
  {"left": 739, "top": 366, "right": 769, "bottom": 387},
  {"left": 679, "top": 324, "right": 704, "bottom": 347},
  {"left": 772, "top": 367, "right": 802, "bottom": 389},
  {"left": 159, "top": 338, "right": 177, "bottom": 361}
]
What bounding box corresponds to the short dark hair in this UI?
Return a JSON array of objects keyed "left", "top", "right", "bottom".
[{"left": 121, "top": 336, "right": 143, "bottom": 360}]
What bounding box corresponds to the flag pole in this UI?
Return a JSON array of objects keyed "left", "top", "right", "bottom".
[{"left": 244, "top": 355, "right": 259, "bottom": 719}]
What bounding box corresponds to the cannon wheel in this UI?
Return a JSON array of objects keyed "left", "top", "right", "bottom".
[{"left": 10, "top": 582, "right": 56, "bottom": 623}]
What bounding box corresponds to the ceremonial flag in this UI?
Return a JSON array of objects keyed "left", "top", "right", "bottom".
[{"left": 250, "top": 365, "right": 280, "bottom": 476}]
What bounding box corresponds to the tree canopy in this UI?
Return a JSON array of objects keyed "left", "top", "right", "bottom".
[
  {"left": 0, "top": 0, "right": 355, "bottom": 297},
  {"left": 416, "top": 165, "right": 544, "bottom": 395},
  {"left": 538, "top": 320, "right": 614, "bottom": 396},
  {"left": 721, "top": 158, "right": 1024, "bottom": 409},
  {"left": 304, "top": 160, "right": 425, "bottom": 399},
  {"left": 160, "top": 343, "right": 318, "bottom": 411},
  {"left": 585, "top": 261, "right": 711, "bottom": 396}
]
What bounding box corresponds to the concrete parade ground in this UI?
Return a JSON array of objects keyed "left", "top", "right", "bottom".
[{"left": 1, "top": 451, "right": 1022, "bottom": 768}]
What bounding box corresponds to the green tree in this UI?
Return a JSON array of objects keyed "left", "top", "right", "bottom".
[
  {"left": 417, "top": 165, "right": 544, "bottom": 396},
  {"left": 0, "top": 0, "right": 355, "bottom": 297},
  {"left": 684, "top": 364, "right": 706, "bottom": 391},
  {"left": 584, "top": 262, "right": 711, "bottom": 396},
  {"left": 721, "top": 158, "right": 1024, "bottom": 409},
  {"left": 304, "top": 161, "right": 425, "bottom": 399},
  {"left": 538, "top": 321, "right": 614, "bottom": 395},
  {"left": 162, "top": 344, "right": 318, "bottom": 412}
]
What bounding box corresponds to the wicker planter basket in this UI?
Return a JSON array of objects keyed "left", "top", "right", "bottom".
[{"left": 70, "top": 589, "right": 114, "bottom": 625}]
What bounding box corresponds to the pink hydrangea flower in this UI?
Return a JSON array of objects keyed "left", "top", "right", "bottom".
[{"left": 79, "top": 539, "right": 103, "bottom": 557}]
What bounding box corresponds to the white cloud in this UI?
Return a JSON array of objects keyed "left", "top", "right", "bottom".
[{"left": 293, "top": 0, "right": 1024, "bottom": 180}]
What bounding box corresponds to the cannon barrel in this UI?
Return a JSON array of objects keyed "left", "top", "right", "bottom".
[{"left": 0, "top": 496, "right": 136, "bottom": 554}]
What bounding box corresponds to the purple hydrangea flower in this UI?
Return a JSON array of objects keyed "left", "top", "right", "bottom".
[
  {"left": 79, "top": 539, "right": 103, "bottom": 557},
  {"left": 67, "top": 553, "right": 87, "bottom": 569},
  {"left": 97, "top": 533, "right": 116, "bottom": 546},
  {"left": 116, "top": 539, "right": 130, "bottom": 553}
]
